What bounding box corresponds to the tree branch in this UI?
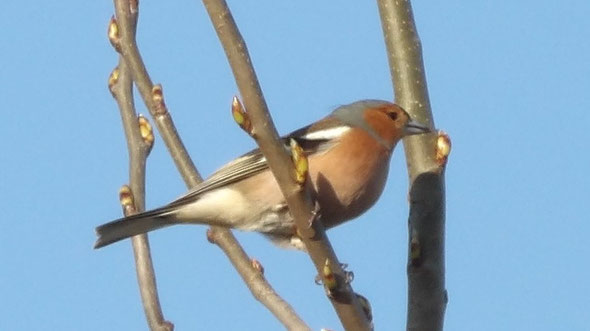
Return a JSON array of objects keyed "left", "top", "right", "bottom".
[
  {"left": 111, "top": 1, "right": 307, "bottom": 329},
  {"left": 113, "top": 0, "right": 201, "bottom": 181},
  {"left": 377, "top": 1, "right": 448, "bottom": 330},
  {"left": 202, "top": 1, "right": 371, "bottom": 330},
  {"left": 208, "top": 228, "right": 310, "bottom": 330},
  {"left": 109, "top": 30, "right": 173, "bottom": 330}
]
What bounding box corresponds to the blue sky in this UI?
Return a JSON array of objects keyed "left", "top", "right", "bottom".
[{"left": 1, "top": 1, "right": 589, "bottom": 330}]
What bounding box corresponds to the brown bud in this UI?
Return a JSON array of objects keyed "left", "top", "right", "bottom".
[
  {"left": 108, "top": 67, "right": 120, "bottom": 95},
  {"left": 436, "top": 130, "right": 451, "bottom": 166},
  {"left": 107, "top": 16, "right": 121, "bottom": 53},
  {"left": 137, "top": 115, "right": 154, "bottom": 150},
  {"left": 322, "top": 259, "right": 338, "bottom": 291},
  {"left": 290, "top": 138, "right": 308, "bottom": 186},
  {"left": 151, "top": 84, "right": 167, "bottom": 115},
  {"left": 251, "top": 258, "right": 265, "bottom": 275},
  {"left": 119, "top": 185, "right": 133, "bottom": 207},
  {"left": 231, "top": 96, "right": 252, "bottom": 135},
  {"left": 206, "top": 229, "right": 216, "bottom": 244}
]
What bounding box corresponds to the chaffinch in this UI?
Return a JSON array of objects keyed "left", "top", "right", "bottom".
[{"left": 94, "top": 100, "right": 429, "bottom": 250}]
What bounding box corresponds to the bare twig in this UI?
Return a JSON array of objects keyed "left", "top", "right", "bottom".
[
  {"left": 111, "top": 0, "right": 307, "bottom": 329},
  {"left": 201, "top": 1, "right": 371, "bottom": 330},
  {"left": 208, "top": 228, "right": 310, "bottom": 330},
  {"left": 109, "top": 46, "right": 173, "bottom": 331},
  {"left": 377, "top": 0, "right": 448, "bottom": 330},
  {"left": 112, "top": 0, "right": 201, "bottom": 181}
]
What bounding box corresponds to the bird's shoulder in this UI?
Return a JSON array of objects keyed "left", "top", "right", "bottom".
[{"left": 167, "top": 116, "right": 351, "bottom": 207}]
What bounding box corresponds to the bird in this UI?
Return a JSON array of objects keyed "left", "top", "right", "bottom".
[{"left": 94, "top": 100, "right": 429, "bottom": 250}]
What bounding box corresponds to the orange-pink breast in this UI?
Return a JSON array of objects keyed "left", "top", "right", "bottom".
[{"left": 309, "top": 127, "right": 392, "bottom": 228}]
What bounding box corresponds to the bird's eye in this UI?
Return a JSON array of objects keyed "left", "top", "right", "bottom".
[{"left": 388, "top": 111, "right": 399, "bottom": 121}]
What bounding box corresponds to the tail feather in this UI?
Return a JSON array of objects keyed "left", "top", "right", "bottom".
[{"left": 94, "top": 207, "right": 178, "bottom": 249}]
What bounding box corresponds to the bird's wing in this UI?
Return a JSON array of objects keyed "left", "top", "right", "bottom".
[{"left": 166, "top": 120, "right": 350, "bottom": 207}]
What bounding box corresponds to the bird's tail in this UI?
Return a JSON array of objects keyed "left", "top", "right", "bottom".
[{"left": 94, "top": 207, "right": 179, "bottom": 249}]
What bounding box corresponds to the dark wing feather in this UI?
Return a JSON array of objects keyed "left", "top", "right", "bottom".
[{"left": 166, "top": 122, "right": 346, "bottom": 207}]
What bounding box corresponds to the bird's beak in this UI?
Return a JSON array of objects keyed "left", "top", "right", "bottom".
[{"left": 404, "top": 119, "right": 431, "bottom": 135}]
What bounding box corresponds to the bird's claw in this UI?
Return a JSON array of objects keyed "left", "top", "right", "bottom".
[
  {"left": 341, "top": 263, "right": 354, "bottom": 284},
  {"left": 307, "top": 200, "right": 322, "bottom": 228}
]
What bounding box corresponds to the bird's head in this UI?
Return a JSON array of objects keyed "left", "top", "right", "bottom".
[{"left": 332, "top": 100, "right": 430, "bottom": 150}]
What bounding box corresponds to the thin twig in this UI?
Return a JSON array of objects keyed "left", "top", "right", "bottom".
[
  {"left": 111, "top": 0, "right": 308, "bottom": 329},
  {"left": 208, "top": 228, "right": 310, "bottom": 330},
  {"left": 377, "top": 1, "right": 448, "bottom": 330},
  {"left": 201, "top": 1, "right": 371, "bottom": 330},
  {"left": 113, "top": 0, "right": 201, "bottom": 182},
  {"left": 111, "top": 48, "right": 173, "bottom": 331}
]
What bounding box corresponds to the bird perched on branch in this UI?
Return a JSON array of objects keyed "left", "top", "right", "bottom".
[{"left": 94, "top": 100, "right": 429, "bottom": 250}]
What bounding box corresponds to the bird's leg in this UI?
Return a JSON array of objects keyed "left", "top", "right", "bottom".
[{"left": 307, "top": 199, "right": 322, "bottom": 228}]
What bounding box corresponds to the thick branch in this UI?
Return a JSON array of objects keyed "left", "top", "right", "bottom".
[
  {"left": 112, "top": 0, "right": 306, "bottom": 328},
  {"left": 202, "top": 1, "right": 371, "bottom": 330},
  {"left": 377, "top": 1, "right": 448, "bottom": 330}
]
